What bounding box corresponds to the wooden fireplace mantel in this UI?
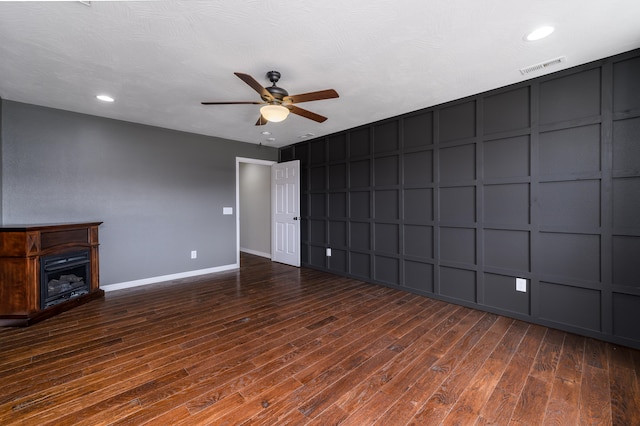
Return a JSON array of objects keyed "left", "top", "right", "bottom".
[{"left": 0, "top": 222, "right": 104, "bottom": 326}]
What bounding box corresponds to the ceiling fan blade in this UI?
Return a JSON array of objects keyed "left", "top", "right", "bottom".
[
  {"left": 255, "top": 115, "right": 268, "bottom": 126},
  {"left": 283, "top": 89, "right": 339, "bottom": 104},
  {"left": 201, "top": 101, "right": 263, "bottom": 105},
  {"left": 288, "top": 105, "right": 328, "bottom": 123},
  {"left": 234, "top": 72, "right": 274, "bottom": 101}
]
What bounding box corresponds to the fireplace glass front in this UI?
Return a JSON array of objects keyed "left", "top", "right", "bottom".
[{"left": 40, "top": 250, "right": 91, "bottom": 309}]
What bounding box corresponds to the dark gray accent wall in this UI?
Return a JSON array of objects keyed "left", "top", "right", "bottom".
[
  {"left": 281, "top": 49, "right": 640, "bottom": 349},
  {"left": 1, "top": 100, "right": 278, "bottom": 284}
]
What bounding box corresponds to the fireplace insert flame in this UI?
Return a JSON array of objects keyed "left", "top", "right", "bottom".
[{"left": 40, "top": 250, "right": 91, "bottom": 309}]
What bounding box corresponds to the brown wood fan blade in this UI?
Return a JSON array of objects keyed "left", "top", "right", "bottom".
[
  {"left": 283, "top": 89, "right": 339, "bottom": 104},
  {"left": 288, "top": 105, "right": 328, "bottom": 123},
  {"left": 255, "top": 115, "right": 268, "bottom": 126},
  {"left": 234, "top": 72, "right": 274, "bottom": 101},
  {"left": 201, "top": 101, "right": 263, "bottom": 105}
]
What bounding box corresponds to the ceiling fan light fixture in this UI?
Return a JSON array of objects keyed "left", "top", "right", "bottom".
[{"left": 260, "top": 104, "right": 289, "bottom": 122}]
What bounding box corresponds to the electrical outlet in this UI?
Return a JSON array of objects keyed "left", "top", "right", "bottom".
[
  {"left": 516, "top": 278, "right": 527, "bottom": 293},
  {"left": 191, "top": 250, "right": 197, "bottom": 259},
  {"left": 326, "top": 248, "right": 332, "bottom": 257}
]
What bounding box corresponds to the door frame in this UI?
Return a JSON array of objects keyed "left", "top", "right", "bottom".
[{"left": 235, "top": 157, "right": 277, "bottom": 267}]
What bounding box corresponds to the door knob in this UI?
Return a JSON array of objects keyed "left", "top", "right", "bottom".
[{"left": 293, "top": 217, "right": 300, "bottom": 220}]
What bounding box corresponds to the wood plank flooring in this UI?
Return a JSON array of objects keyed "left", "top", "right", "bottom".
[{"left": 1, "top": 253, "right": 639, "bottom": 425}]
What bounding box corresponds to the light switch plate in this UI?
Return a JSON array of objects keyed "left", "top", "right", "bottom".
[
  {"left": 516, "top": 278, "right": 527, "bottom": 293},
  {"left": 223, "top": 207, "right": 233, "bottom": 215}
]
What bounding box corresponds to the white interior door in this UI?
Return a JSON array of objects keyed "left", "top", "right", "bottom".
[{"left": 271, "top": 160, "right": 300, "bottom": 267}]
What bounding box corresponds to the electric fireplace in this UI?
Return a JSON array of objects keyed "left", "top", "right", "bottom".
[
  {"left": 0, "top": 222, "right": 103, "bottom": 326},
  {"left": 40, "top": 250, "right": 91, "bottom": 309}
]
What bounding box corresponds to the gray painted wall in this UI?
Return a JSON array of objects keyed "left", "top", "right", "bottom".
[
  {"left": 1, "top": 100, "right": 278, "bottom": 284},
  {"left": 239, "top": 162, "right": 271, "bottom": 256},
  {"left": 281, "top": 49, "right": 640, "bottom": 349}
]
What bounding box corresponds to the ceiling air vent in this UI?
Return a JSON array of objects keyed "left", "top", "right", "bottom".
[{"left": 519, "top": 56, "right": 567, "bottom": 75}]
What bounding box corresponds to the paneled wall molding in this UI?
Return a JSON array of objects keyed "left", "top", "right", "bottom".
[{"left": 281, "top": 48, "right": 640, "bottom": 349}]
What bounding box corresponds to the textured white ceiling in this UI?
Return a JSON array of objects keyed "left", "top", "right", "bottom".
[{"left": 1, "top": 1, "right": 639, "bottom": 147}]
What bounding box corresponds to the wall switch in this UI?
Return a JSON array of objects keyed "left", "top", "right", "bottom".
[
  {"left": 191, "top": 250, "right": 197, "bottom": 259},
  {"left": 516, "top": 278, "right": 527, "bottom": 293},
  {"left": 326, "top": 248, "right": 332, "bottom": 257},
  {"left": 223, "top": 207, "right": 233, "bottom": 215}
]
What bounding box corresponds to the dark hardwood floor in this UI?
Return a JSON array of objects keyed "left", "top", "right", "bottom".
[{"left": 1, "top": 253, "right": 639, "bottom": 425}]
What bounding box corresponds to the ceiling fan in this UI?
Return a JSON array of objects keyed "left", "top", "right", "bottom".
[{"left": 201, "top": 71, "right": 339, "bottom": 125}]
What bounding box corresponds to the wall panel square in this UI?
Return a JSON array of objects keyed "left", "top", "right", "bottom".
[
  {"left": 328, "top": 134, "right": 347, "bottom": 162},
  {"left": 439, "top": 144, "right": 476, "bottom": 183},
  {"left": 539, "top": 281, "right": 601, "bottom": 331},
  {"left": 328, "top": 192, "right": 346, "bottom": 218},
  {"left": 612, "top": 117, "right": 640, "bottom": 174},
  {"left": 612, "top": 293, "right": 640, "bottom": 340},
  {"left": 440, "top": 186, "right": 475, "bottom": 223},
  {"left": 350, "top": 191, "right": 370, "bottom": 219},
  {"left": 539, "top": 68, "right": 601, "bottom": 124},
  {"left": 294, "top": 143, "right": 309, "bottom": 166},
  {"left": 328, "top": 164, "right": 346, "bottom": 189},
  {"left": 403, "top": 150, "right": 433, "bottom": 186},
  {"left": 613, "top": 236, "right": 640, "bottom": 287},
  {"left": 404, "top": 188, "right": 433, "bottom": 223},
  {"left": 441, "top": 227, "right": 476, "bottom": 265},
  {"left": 440, "top": 101, "right": 476, "bottom": 142},
  {"left": 310, "top": 166, "right": 326, "bottom": 190},
  {"left": 483, "top": 135, "right": 530, "bottom": 179},
  {"left": 374, "top": 121, "right": 399, "bottom": 154},
  {"left": 374, "top": 190, "right": 399, "bottom": 220},
  {"left": 404, "top": 112, "right": 433, "bottom": 148},
  {"left": 613, "top": 56, "right": 640, "bottom": 113},
  {"left": 310, "top": 139, "right": 326, "bottom": 164},
  {"left": 612, "top": 177, "right": 640, "bottom": 228},
  {"left": 539, "top": 180, "right": 600, "bottom": 228},
  {"left": 350, "top": 222, "right": 370, "bottom": 250},
  {"left": 404, "top": 260, "right": 434, "bottom": 292},
  {"left": 310, "top": 193, "right": 326, "bottom": 217},
  {"left": 329, "top": 221, "right": 347, "bottom": 247},
  {"left": 309, "top": 219, "right": 326, "bottom": 244},
  {"left": 483, "top": 184, "right": 529, "bottom": 225},
  {"left": 350, "top": 159, "right": 370, "bottom": 188},
  {"left": 539, "top": 124, "right": 601, "bottom": 176},
  {"left": 350, "top": 252, "right": 371, "bottom": 278},
  {"left": 375, "top": 255, "right": 399, "bottom": 285},
  {"left": 329, "top": 249, "right": 347, "bottom": 273},
  {"left": 538, "top": 233, "right": 600, "bottom": 282},
  {"left": 309, "top": 245, "right": 327, "bottom": 268},
  {"left": 404, "top": 225, "right": 433, "bottom": 259},
  {"left": 375, "top": 223, "right": 399, "bottom": 254},
  {"left": 484, "top": 87, "right": 530, "bottom": 134},
  {"left": 484, "top": 273, "right": 529, "bottom": 315},
  {"left": 374, "top": 155, "right": 399, "bottom": 186},
  {"left": 484, "top": 229, "right": 530, "bottom": 272},
  {"left": 440, "top": 266, "right": 476, "bottom": 302},
  {"left": 350, "top": 128, "right": 370, "bottom": 157}
]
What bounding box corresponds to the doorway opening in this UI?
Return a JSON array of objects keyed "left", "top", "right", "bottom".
[{"left": 236, "top": 157, "right": 276, "bottom": 267}]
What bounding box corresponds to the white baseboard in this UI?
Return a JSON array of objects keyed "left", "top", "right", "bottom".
[
  {"left": 101, "top": 263, "right": 238, "bottom": 292},
  {"left": 240, "top": 248, "right": 271, "bottom": 259}
]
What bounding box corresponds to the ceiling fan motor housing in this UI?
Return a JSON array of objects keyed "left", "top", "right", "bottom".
[{"left": 266, "top": 85, "right": 288, "bottom": 101}]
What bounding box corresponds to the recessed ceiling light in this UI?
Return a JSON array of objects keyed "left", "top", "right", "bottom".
[
  {"left": 525, "top": 26, "right": 555, "bottom": 41},
  {"left": 261, "top": 131, "right": 271, "bottom": 135},
  {"left": 266, "top": 137, "right": 276, "bottom": 142},
  {"left": 96, "top": 94, "right": 115, "bottom": 102}
]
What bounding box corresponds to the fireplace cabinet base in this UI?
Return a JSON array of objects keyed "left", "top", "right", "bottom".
[{"left": 0, "top": 222, "right": 104, "bottom": 327}]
